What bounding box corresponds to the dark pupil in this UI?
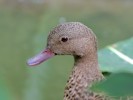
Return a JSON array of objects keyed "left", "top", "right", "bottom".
[{"left": 61, "top": 37, "right": 68, "bottom": 42}]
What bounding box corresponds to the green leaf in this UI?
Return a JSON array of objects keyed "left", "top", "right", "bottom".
[
  {"left": 92, "top": 73, "right": 133, "bottom": 98},
  {"left": 98, "top": 37, "right": 133, "bottom": 73},
  {"left": 93, "top": 37, "right": 133, "bottom": 98}
]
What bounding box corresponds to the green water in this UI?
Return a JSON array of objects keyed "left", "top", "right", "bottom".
[{"left": 0, "top": 1, "right": 133, "bottom": 100}]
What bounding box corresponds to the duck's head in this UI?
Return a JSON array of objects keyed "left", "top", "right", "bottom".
[{"left": 27, "top": 22, "right": 97, "bottom": 66}]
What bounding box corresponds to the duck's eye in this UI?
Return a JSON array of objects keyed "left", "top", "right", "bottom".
[{"left": 60, "top": 37, "right": 68, "bottom": 42}]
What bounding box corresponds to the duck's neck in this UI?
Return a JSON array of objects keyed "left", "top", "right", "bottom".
[{"left": 64, "top": 53, "right": 103, "bottom": 100}]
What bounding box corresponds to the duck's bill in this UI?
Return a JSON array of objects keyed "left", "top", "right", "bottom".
[{"left": 27, "top": 48, "right": 55, "bottom": 66}]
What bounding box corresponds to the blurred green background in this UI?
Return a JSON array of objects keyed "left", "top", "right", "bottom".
[{"left": 0, "top": 0, "right": 133, "bottom": 100}]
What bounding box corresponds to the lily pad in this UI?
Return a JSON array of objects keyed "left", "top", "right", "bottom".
[
  {"left": 92, "top": 73, "right": 133, "bottom": 98},
  {"left": 93, "top": 37, "right": 133, "bottom": 98},
  {"left": 98, "top": 37, "right": 133, "bottom": 73}
]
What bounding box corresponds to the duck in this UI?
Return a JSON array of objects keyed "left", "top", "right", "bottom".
[{"left": 27, "top": 22, "right": 106, "bottom": 100}]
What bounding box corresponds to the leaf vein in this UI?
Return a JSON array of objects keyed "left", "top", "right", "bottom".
[{"left": 108, "top": 46, "right": 133, "bottom": 65}]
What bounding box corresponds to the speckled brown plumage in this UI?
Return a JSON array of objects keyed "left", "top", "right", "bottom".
[
  {"left": 28, "top": 22, "right": 107, "bottom": 100},
  {"left": 47, "top": 22, "right": 105, "bottom": 100}
]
